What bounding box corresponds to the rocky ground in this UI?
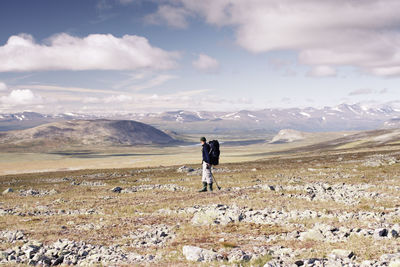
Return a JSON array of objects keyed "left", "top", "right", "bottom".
[{"left": 1, "top": 149, "right": 400, "bottom": 266}]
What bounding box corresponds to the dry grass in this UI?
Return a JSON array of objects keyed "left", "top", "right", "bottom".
[{"left": 1, "top": 144, "right": 400, "bottom": 265}]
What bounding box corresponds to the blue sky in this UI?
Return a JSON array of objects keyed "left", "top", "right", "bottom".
[{"left": 0, "top": 0, "right": 399, "bottom": 114}]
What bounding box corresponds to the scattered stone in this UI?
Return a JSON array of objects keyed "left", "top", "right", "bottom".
[
  {"left": 111, "top": 186, "right": 122, "bottom": 193},
  {"left": 177, "top": 166, "right": 195, "bottom": 173},
  {"left": 378, "top": 228, "right": 389, "bottom": 237},
  {"left": 227, "top": 248, "right": 252, "bottom": 262},
  {"left": 2, "top": 152, "right": 400, "bottom": 266},
  {"left": 294, "top": 260, "right": 304, "bottom": 266},
  {"left": 121, "top": 184, "right": 188, "bottom": 193},
  {"left": 0, "top": 238, "right": 156, "bottom": 265},
  {"left": 19, "top": 189, "right": 58, "bottom": 197},
  {"left": 124, "top": 224, "right": 175, "bottom": 248},
  {"left": 363, "top": 154, "right": 398, "bottom": 167},
  {"left": 0, "top": 230, "right": 25, "bottom": 243},
  {"left": 260, "top": 184, "right": 276, "bottom": 191},
  {"left": 72, "top": 180, "right": 106, "bottom": 186},
  {"left": 283, "top": 182, "right": 382, "bottom": 205},
  {"left": 2, "top": 188, "right": 13, "bottom": 195},
  {"left": 391, "top": 230, "right": 399, "bottom": 238},
  {"left": 191, "top": 204, "right": 243, "bottom": 226},
  {"left": 0, "top": 207, "right": 102, "bottom": 217}
]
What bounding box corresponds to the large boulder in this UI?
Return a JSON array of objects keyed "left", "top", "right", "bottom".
[
  {"left": 177, "top": 166, "right": 194, "bottom": 173},
  {"left": 329, "top": 249, "right": 355, "bottom": 259},
  {"left": 299, "top": 229, "right": 324, "bottom": 241},
  {"left": 2, "top": 188, "right": 13, "bottom": 195},
  {"left": 182, "top": 245, "right": 217, "bottom": 262},
  {"left": 191, "top": 205, "right": 242, "bottom": 226}
]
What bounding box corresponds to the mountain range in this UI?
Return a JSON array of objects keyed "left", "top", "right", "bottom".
[{"left": 1, "top": 103, "right": 400, "bottom": 134}]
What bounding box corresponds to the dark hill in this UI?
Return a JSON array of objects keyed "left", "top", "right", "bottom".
[{"left": 0, "top": 119, "right": 176, "bottom": 149}]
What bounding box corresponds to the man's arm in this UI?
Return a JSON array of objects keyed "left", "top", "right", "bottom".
[{"left": 203, "top": 145, "right": 211, "bottom": 164}]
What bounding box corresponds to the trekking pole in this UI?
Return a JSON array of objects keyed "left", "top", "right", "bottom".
[{"left": 213, "top": 173, "right": 222, "bottom": 190}]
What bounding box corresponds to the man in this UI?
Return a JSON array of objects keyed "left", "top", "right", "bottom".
[{"left": 199, "top": 137, "right": 213, "bottom": 192}]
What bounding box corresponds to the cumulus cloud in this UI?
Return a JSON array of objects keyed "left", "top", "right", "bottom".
[
  {"left": 0, "top": 33, "right": 178, "bottom": 72},
  {"left": 0, "top": 82, "right": 7, "bottom": 91},
  {"left": 307, "top": 65, "right": 336, "bottom": 77},
  {"left": 151, "top": 0, "right": 400, "bottom": 76},
  {"left": 192, "top": 54, "right": 220, "bottom": 73},
  {"left": 0, "top": 89, "right": 42, "bottom": 105}
]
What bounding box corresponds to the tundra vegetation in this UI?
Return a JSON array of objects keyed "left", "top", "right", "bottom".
[{"left": 0, "top": 131, "right": 400, "bottom": 266}]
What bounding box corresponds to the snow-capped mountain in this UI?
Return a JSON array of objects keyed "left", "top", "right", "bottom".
[
  {"left": 0, "top": 112, "right": 98, "bottom": 131},
  {"left": 1, "top": 103, "right": 400, "bottom": 133},
  {"left": 125, "top": 103, "right": 400, "bottom": 133}
]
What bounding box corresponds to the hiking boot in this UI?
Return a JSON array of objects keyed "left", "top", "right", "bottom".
[
  {"left": 198, "top": 182, "right": 207, "bottom": 192},
  {"left": 208, "top": 183, "right": 213, "bottom": 191}
]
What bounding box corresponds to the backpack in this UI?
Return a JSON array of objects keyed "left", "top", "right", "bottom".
[{"left": 208, "top": 140, "right": 220, "bottom": 165}]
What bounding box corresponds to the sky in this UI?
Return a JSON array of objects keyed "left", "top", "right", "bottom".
[{"left": 0, "top": 0, "right": 400, "bottom": 114}]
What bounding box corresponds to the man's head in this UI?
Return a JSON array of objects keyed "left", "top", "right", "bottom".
[{"left": 200, "top": 136, "right": 206, "bottom": 145}]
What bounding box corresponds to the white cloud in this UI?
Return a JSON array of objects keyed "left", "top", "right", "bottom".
[
  {"left": 192, "top": 54, "right": 220, "bottom": 73},
  {"left": 0, "top": 33, "right": 179, "bottom": 72},
  {"left": 0, "top": 82, "right": 7, "bottom": 91},
  {"left": 348, "top": 88, "right": 374, "bottom": 96},
  {"left": 129, "top": 74, "right": 177, "bottom": 91},
  {"left": 153, "top": 0, "right": 400, "bottom": 76},
  {"left": 0, "top": 84, "right": 254, "bottom": 113},
  {"left": 83, "top": 94, "right": 133, "bottom": 104},
  {"left": 307, "top": 65, "right": 336, "bottom": 77},
  {"left": 145, "top": 5, "right": 191, "bottom": 29},
  {"left": 104, "top": 94, "right": 133, "bottom": 103},
  {"left": 0, "top": 89, "right": 43, "bottom": 105},
  {"left": 82, "top": 97, "right": 101, "bottom": 104},
  {"left": 111, "top": 72, "right": 177, "bottom": 91}
]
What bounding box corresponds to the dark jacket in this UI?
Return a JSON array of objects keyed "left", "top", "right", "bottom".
[{"left": 202, "top": 143, "right": 211, "bottom": 164}]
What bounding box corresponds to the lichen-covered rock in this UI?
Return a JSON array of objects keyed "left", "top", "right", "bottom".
[
  {"left": 2, "top": 188, "right": 13, "bottom": 195},
  {"left": 299, "top": 228, "right": 325, "bottom": 241},
  {"left": 182, "top": 245, "right": 217, "bottom": 262}
]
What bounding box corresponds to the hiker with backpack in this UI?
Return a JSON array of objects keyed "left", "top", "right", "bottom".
[{"left": 198, "top": 137, "right": 220, "bottom": 192}]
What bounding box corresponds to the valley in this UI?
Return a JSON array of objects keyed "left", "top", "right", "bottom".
[{"left": 1, "top": 117, "right": 400, "bottom": 266}]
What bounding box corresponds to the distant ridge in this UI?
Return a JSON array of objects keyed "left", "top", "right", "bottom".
[{"left": 2, "top": 103, "right": 400, "bottom": 133}]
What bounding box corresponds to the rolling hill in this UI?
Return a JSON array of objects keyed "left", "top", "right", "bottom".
[
  {"left": 284, "top": 128, "right": 400, "bottom": 153},
  {"left": 0, "top": 119, "right": 176, "bottom": 150}
]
